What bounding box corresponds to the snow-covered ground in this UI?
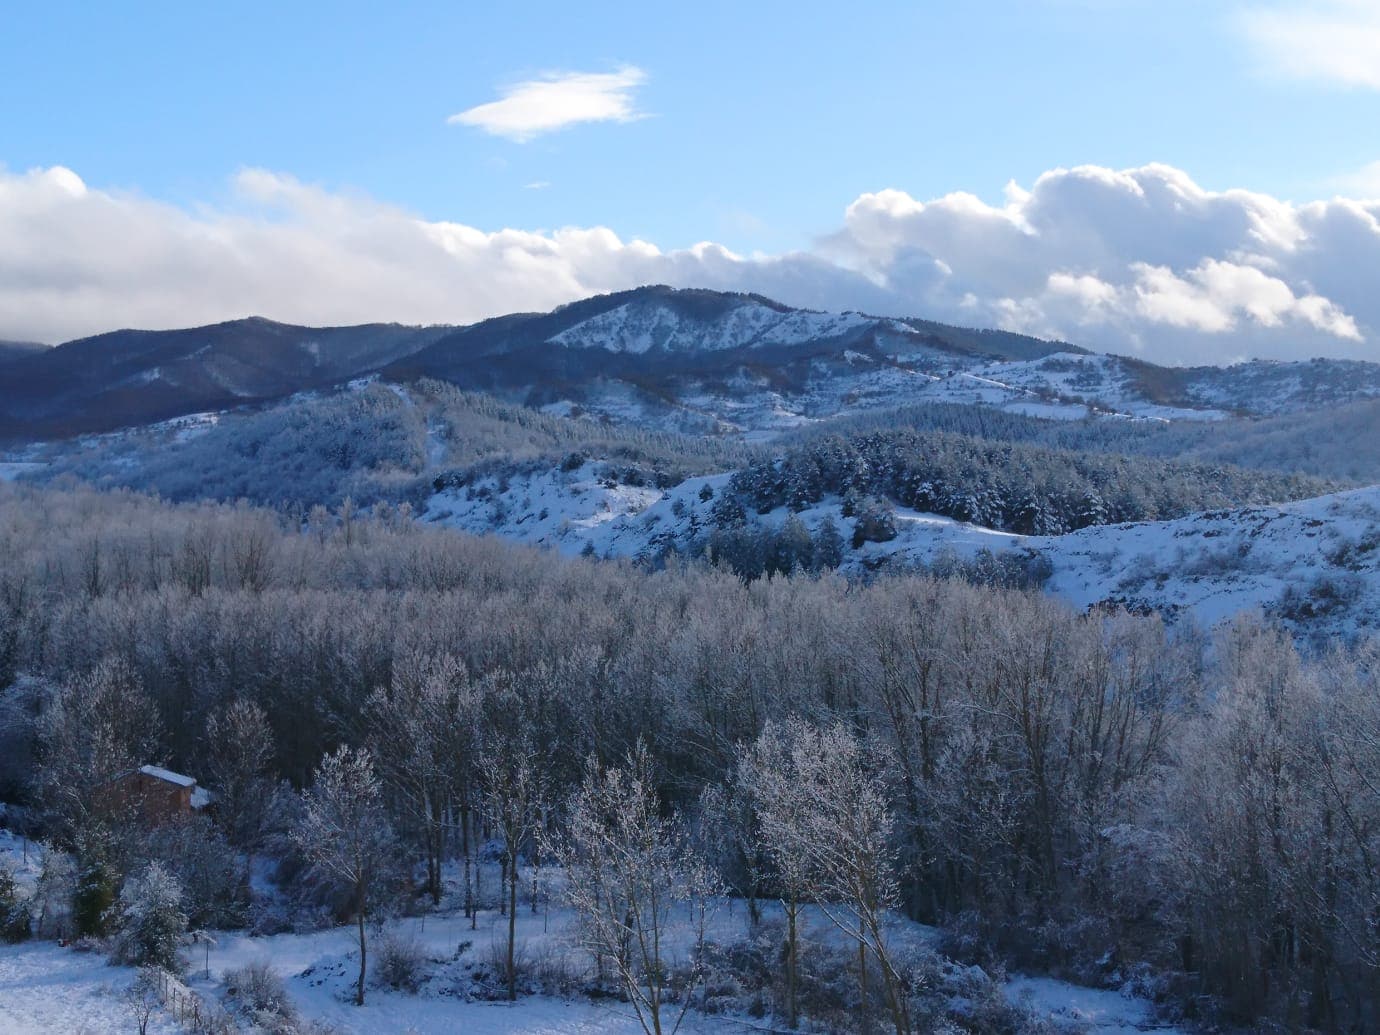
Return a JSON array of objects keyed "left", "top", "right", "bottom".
[
  {"left": 0, "top": 940, "right": 182, "bottom": 1035},
  {"left": 1006, "top": 975, "right": 1180, "bottom": 1034},
  {"left": 0, "top": 829, "right": 1178, "bottom": 1035},
  {"left": 427, "top": 457, "right": 1380, "bottom": 640},
  {"left": 426, "top": 461, "right": 666, "bottom": 549}
]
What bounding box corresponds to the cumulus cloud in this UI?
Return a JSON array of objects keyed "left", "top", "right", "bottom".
[
  {"left": 1240, "top": 1, "right": 1380, "bottom": 89},
  {"left": 2, "top": 161, "right": 1380, "bottom": 364},
  {"left": 448, "top": 67, "right": 647, "bottom": 141}
]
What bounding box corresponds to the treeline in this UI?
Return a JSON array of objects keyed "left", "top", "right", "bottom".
[
  {"left": 793, "top": 398, "right": 1380, "bottom": 484},
  {"left": 723, "top": 427, "right": 1335, "bottom": 535},
  {"left": 0, "top": 484, "right": 1377, "bottom": 1030},
  {"left": 31, "top": 380, "right": 760, "bottom": 510}
]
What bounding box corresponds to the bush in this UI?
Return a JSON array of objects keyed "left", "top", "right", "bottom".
[
  {"left": 224, "top": 959, "right": 299, "bottom": 1031},
  {"left": 852, "top": 495, "right": 898, "bottom": 547},
  {"left": 372, "top": 930, "right": 427, "bottom": 993}
]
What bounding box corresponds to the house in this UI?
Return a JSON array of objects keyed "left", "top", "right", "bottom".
[{"left": 96, "top": 765, "right": 216, "bottom": 826}]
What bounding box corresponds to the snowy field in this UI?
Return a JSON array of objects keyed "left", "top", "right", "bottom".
[{"left": 0, "top": 832, "right": 1181, "bottom": 1035}]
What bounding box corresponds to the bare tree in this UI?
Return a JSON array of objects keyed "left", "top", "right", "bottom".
[
  {"left": 292, "top": 746, "right": 397, "bottom": 1006},
  {"left": 480, "top": 741, "right": 544, "bottom": 1001},
  {"left": 363, "top": 652, "right": 478, "bottom": 904},
  {"left": 750, "top": 720, "right": 910, "bottom": 1035},
  {"left": 557, "top": 744, "right": 718, "bottom": 1035}
]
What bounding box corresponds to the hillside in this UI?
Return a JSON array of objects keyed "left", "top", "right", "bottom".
[{"left": 10, "top": 286, "right": 1380, "bottom": 445}]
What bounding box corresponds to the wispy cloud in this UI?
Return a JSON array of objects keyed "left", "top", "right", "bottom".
[
  {"left": 1330, "top": 159, "right": 1380, "bottom": 197},
  {"left": 449, "top": 66, "right": 647, "bottom": 141},
  {"left": 1239, "top": 1, "right": 1380, "bottom": 89},
  {"left": 524, "top": 181, "right": 551, "bottom": 191}
]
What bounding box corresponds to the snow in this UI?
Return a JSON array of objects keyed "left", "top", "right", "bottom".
[
  {"left": 1006, "top": 975, "right": 1182, "bottom": 1034},
  {"left": 425, "top": 462, "right": 665, "bottom": 549},
  {"left": 0, "top": 941, "right": 182, "bottom": 1035},
  {"left": 0, "top": 835, "right": 1175, "bottom": 1035},
  {"left": 441, "top": 455, "right": 1380, "bottom": 640},
  {"left": 138, "top": 765, "right": 196, "bottom": 788},
  {"left": 549, "top": 300, "right": 875, "bottom": 354}
]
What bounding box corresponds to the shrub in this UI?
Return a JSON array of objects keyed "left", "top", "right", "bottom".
[
  {"left": 224, "top": 959, "right": 300, "bottom": 1031},
  {"left": 373, "top": 930, "right": 427, "bottom": 993}
]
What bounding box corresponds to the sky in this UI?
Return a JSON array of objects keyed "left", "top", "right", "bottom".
[{"left": 3, "top": 0, "right": 1380, "bottom": 364}]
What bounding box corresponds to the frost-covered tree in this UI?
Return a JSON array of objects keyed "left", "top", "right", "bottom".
[
  {"left": 481, "top": 742, "right": 544, "bottom": 1000},
  {"left": 112, "top": 861, "right": 187, "bottom": 972},
  {"left": 204, "top": 699, "right": 275, "bottom": 860},
  {"left": 292, "top": 746, "right": 397, "bottom": 1006},
  {"left": 557, "top": 744, "right": 718, "bottom": 1035},
  {"left": 749, "top": 721, "right": 909, "bottom": 1035},
  {"left": 363, "top": 653, "right": 479, "bottom": 905},
  {"left": 34, "top": 659, "right": 164, "bottom": 848}
]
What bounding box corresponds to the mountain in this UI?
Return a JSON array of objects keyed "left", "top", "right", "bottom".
[
  {"left": 8, "top": 284, "right": 1380, "bottom": 445},
  {"left": 0, "top": 339, "right": 46, "bottom": 367},
  {"left": 0, "top": 318, "right": 447, "bottom": 440}
]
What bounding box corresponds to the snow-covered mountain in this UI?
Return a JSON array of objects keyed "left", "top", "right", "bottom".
[{"left": 9, "top": 285, "right": 1380, "bottom": 444}]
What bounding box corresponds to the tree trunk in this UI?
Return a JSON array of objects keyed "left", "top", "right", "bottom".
[
  {"left": 507, "top": 850, "right": 518, "bottom": 1001},
  {"left": 786, "top": 898, "right": 799, "bottom": 1029},
  {"left": 858, "top": 936, "right": 870, "bottom": 1035},
  {"left": 355, "top": 888, "right": 368, "bottom": 1006}
]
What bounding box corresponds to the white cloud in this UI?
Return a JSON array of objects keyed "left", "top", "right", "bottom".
[
  {"left": 448, "top": 67, "right": 647, "bottom": 141},
  {"left": 3, "top": 161, "right": 1380, "bottom": 364},
  {"left": 1240, "top": 1, "right": 1380, "bottom": 89},
  {"left": 1331, "top": 159, "right": 1380, "bottom": 198},
  {"left": 523, "top": 181, "right": 551, "bottom": 191}
]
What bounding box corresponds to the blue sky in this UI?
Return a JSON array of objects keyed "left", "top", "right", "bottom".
[{"left": 3, "top": 1, "right": 1380, "bottom": 362}]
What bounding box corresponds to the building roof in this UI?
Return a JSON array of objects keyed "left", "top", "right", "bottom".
[{"left": 138, "top": 765, "right": 197, "bottom": 788}]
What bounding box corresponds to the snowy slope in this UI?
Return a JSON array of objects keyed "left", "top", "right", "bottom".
[
  {"left": 427, "top": 461, "right": 1380, "bottom": 640},
  {"left": 967, "top": 353, "right": 1230, "bottom": 422},
  {"left": 549, "top": 298, "right": 878, "bottom": 353}
]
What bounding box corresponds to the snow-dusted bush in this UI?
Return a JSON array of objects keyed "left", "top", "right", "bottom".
[
  {"left": 120, "top": 968, "right": 163, "bottom": 1035},
  {"left": 224, "top": 959, "right": 298, "bottom": 1030},
  {"left": 111, "top": 861, "right": 187, "bottom": 972},
  {"left": 372, "top": 930, "right": 427, "bottom": 993}
]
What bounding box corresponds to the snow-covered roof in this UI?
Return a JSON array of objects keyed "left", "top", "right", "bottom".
[
  {"left": 138, "top": 765, "right": 196, "bottom": 788},
  {"left": 189, "top": 787, "right": 216, "bottom": 810}
]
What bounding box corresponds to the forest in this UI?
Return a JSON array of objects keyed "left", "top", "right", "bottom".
[{"left": 1, "top": 481, "right": 1377, "bottom": 1032}]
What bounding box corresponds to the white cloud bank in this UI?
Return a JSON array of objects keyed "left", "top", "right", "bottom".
[
  {"left": 3, "top": 161, "right": 1380, "bottom": 365},
  {"left": 448, "top": 67, "right": 647, "bottom": 141}
]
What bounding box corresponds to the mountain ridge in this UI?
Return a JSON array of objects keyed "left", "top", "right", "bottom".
[{"left": 5, "top": 284, "right": 1380, "bottom": 443}]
